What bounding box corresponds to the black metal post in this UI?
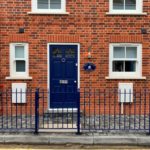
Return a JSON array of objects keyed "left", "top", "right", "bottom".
[
  {"left": 149, "top": 117, "right": 150, "bottom": 135},
  {"left": 35, "top": 88, "right": 39, "bottom": 134},
  {"left": 76, "top": 88, "right": 81, "bottom": 135},
  {"left": 149, "top": 92, "right": 150, "bottom": 135},
  {"left": 147, "top": 91, "right": 150, "bottom": 135}
]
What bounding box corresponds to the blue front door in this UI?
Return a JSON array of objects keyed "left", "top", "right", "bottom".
[{"left": 50, "top": 45, "right": 78, "bottom": 108}]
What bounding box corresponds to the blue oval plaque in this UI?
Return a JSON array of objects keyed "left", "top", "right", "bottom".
[{"left": 83, "top": 63, "right": 96, "bottom": 71}]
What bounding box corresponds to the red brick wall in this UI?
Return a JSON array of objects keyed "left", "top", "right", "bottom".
[
  {"left": 0, "top": 85, "right": 4, "bottom": 115},
  {"left": 0, "top": 0, "right": 150, "bottom": 113}
]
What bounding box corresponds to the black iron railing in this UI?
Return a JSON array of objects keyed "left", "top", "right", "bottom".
[{"left": 0, "top": 88, "right": 150, "bottom": 134}]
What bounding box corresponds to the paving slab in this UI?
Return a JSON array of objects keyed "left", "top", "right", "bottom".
[
  {"left": 0, "top": 137, "right": 4, "bottom": 143},
  {"left": 50, "top": 135, "right": 93, "bottom": 144},
  {"left": 3, "top": 135, "right": 50, "bottom": 144},
  {"left": 137, "top": 136, "right": 150, "bottom": 146},
  {"left": 93, "top": 136, "right": 137, "bottom": 145}
]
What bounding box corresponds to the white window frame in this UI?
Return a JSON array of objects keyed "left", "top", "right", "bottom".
[
  {"left": 31, "top": 0, "right": 66, "bottom": 13},
  {"left": 109, "top": 43, "right": 142, "bottom": 79},
  {"left": 9, "top": 43, "right": 29, "bottom": 78},
  {"left": 109, "top": 0, "right": 143, "bottom": 14}
]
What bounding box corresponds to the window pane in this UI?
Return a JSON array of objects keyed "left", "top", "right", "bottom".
[
  {"left": 114, "top": 47, "right": 125, "bottom": 58},
  {"left": 16, "top": 61, "right": 25, "bottom": 72},
  {"left": 125, "top": 0, "right": 136, "bottom": 10},
  {"left": 126, "top": 47, "right": 137, "bottom": 58},
  {"left": 113, "top": 0, "right": 124, "bottom": 10},
  {"left": 125, "top": 61, "right": 136, "bottom": 72},
  {"left": 15, "top": 46, "right": 25, "bottom": 58},
  {"left": 37, "top": 0, "right": 49, "bottom": 9},
  {"left": 113, "top": 61, "right": 124, "bottom": 72},
  {"left": 66, "top": 48, "right": 75, "bottom": 58},
  {"left": 52, "top": 48, "right": 62, "bottom": 58},
  {"left": 50, "top": 0, "right": 61, "bottom": 9}
]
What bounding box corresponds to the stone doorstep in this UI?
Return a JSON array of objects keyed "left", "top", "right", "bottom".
[
  {"left": 42, "top": 123, "right": 77, "bottom": 129},
  {"left": 39, "top": 129, "right": 77, "bottom": 133},
  {"left": 39, "top": 123, "right": 82, "bottom": 132}
]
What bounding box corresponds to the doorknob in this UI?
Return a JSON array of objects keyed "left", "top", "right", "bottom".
[{"left": 74, "top": 81, "right": 77, "bottom": 83}]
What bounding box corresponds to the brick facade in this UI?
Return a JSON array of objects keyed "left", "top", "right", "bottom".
[{"left": 0, "top": 1, "right": 150, "bottom": 107}]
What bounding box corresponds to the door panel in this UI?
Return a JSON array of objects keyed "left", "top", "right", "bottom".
[
  {"left": 66, "top": 61, "right": 75, "bottom": 78},
  {"left": 50, "top": 45, "right": 78, "bottom": 108},
  {"left": 53, "top": 61, "right": 63, "bottom": 78}
]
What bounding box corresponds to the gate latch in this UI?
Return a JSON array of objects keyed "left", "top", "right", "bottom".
[{"left": 59, "top": 80, "right": 68, "bottom": 84}]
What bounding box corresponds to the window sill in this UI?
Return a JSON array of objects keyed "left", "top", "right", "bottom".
[
  {"left": 106, "top": 12, "right": 147, "bottom": 16},
  {"left": 5, "top": 76, "right": 33, "bottom": 80},
  {"left": 27, "top": 12, "right": 70, "bottom": 15},
  {"left": 105, "top": 76, "right": 146, "bottom": 80}
]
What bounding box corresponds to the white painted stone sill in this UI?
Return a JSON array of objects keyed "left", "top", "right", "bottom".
[
  {"left": 47, "top": 108, "right": 77, "bottom": 113},
  {"left": 6, "top": 76, "right": 33, "bottom": 80},
  {"left": 105, "top": 76, "right": 146, "bottom": 80},
  {"left": 27, "top": 12, "right": 70, "bottom": 15},
  {"left": 106, "top": 12, "right": 147, "bottom": 15}
]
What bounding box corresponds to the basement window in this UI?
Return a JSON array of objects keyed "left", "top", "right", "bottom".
[
  {"left": 118, "top": 83, "right": 133, "bottom": 103},
  {"left": 31, "top": 0, "right": 66, "bottom": 13},
  {"left": 109, "top": 0, "right": 143, "bottom": 14},
  {"left": 12, "top": 83, "right": 27, "bottom": 103}
]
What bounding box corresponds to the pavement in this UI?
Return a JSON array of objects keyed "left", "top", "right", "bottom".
[
  {"left": 0, "top": 132, "right": 150, "bottom": 146},
  {"left": 1, "top": 145, "right": 150, "bottom": 150}
]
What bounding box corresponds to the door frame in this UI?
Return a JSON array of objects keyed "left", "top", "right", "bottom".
[{"left": 47, "top": 43, "right": 80, "bottom": 111}]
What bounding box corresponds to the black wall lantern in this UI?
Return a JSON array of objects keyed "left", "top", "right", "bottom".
[
  {"left": 141, "top": 28, "right": 147, "bottom": 34},
  {"left": 19, "top": 28, "right": 25, "bottom": 34}
]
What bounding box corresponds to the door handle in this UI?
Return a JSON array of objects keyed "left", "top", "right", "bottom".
[{"left": 74, "top": 81, "right": 77, "bottom": 83}]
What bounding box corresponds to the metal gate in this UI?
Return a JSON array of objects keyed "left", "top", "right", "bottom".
[{"left": 35, "top": 89, "right": 80, "bottom": 134}]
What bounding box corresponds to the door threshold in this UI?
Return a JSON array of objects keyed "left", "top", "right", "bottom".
[
  {"left": 39, "top": 129, "right": 77, "bottom": 133},
  {"left": 47, "top": 108, "right": 77, "bottom": 113}
]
